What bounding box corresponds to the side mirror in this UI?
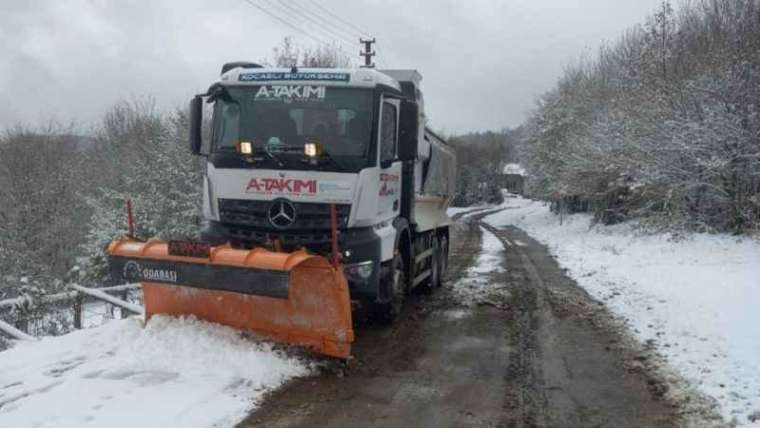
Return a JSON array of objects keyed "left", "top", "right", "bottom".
[
  {"left": 398, "top": 100, "right": 419, "bottom": 161},
  {"left": 189, "top": 96, "right": 203, "bottom": 155}
]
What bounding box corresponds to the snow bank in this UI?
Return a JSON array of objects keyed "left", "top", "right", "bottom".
[
  {"left": 485, "top": 196, "right": 760, "bottom": 424},
  {"left": 0, "top": 315, "right": 310, "bottom": 428}
]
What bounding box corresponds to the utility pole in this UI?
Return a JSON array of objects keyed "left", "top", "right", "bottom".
[{"left": 360, "top": 38, "right": 376, "bottom": 68}]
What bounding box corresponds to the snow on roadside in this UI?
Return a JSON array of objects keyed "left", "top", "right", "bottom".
[
  {"left": 485, "top": 196, "right": 760, "bottom": 425},
  {"left": 0, "top": 315, "right": 310, "bottom": 428},
  {"left": 449, "top": 225, "right": 508, "bottom": 307}
]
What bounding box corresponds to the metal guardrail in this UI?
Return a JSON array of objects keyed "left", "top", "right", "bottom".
[
  {"left": 69, "top": 284, "right": 143, "bottom": 315},
  {"left": 0, "top": 284, "right": 143, "bottom": 342},
  {"left": 0, "top": 284, "right": 141, "bottom": 309},
  {"left": 0, "top": 319, "right": 37, "bottom": 341}
]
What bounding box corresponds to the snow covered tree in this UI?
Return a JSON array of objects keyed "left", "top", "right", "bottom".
[
  {"left": 79, "top": 101, "right": 203, "bottom": 285},
  {"left": 520, "top": 0, "right": 760, "bottom": 232},
  {"left": 450, "top": 131, "right": 515, "bottom": 206},
  {"left": 0, "top": 125, "right": 88, "bottom": 295}
]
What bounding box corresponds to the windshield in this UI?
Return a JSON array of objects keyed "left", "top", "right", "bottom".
[{"left": 212, "top": 85, "right": 374, "bottom": 171}]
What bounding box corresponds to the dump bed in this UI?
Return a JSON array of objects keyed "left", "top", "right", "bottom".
[{"left": 421, "top": 129, "right": 456, "bottom": 198}]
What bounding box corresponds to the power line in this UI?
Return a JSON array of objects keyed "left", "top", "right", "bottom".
[
  {"left": 296, "top": 0, "right": 365, "bottom": 42},
  {"left": 271, "top": 0, "right": 357, "bottom": 48},
  {"left": 241, "top": 0, "right": 330, "bottom": 46},
  {"left": 306, "top": 0, "right": 371, "bottom": 39},
  {"left": 242, "top": 0, "right": 356, "bottom": 62},
  {"left": 258, "top": 0, "right": 354, "bottom": 50}
]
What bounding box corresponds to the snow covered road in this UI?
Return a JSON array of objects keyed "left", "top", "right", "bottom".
[
  {"left": 0, "top": 316, "right": 309, "bottom": 428},
  {"left": 485, "top": 196, "right": 760, "bottom": 425}
]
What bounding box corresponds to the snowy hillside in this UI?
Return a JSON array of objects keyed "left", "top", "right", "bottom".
[
  {"left": 485, "top": 196, "right": 760, "bottom": 424},
  {"left": 0, "top": 316, "right": 309, "bottom": 428}
]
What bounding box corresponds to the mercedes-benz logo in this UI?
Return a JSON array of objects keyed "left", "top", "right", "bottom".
[{"left": 268, "top": 198, "right": 296, "bottom": 228}]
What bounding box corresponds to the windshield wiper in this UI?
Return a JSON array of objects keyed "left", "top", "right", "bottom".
[
  {"left": 263, "top": 147, "right": 287, "bottom": 168},
  {"left": 309, "top": 149, "right": 346, "bottom": 171},
  {"left": 277, "top": 145, "right": 347, "bottom": 171},
  {"left": 221, "top": 145, "right": 286, "bottom": 167},
  {"left": 235, "top": 144, "right": 350, "bottom": 171}
]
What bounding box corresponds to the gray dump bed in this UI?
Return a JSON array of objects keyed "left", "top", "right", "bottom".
[{"left": 421, "top": 129, "right": 456, "bottom": 198}]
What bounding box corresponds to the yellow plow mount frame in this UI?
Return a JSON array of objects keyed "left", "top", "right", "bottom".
[{"left": 108, "top": 239, "right": 354, "bottom": 359}]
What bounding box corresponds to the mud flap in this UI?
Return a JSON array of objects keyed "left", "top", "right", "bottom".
[{"left": 108, "top": 239, "right": 354, "bottom": 359}]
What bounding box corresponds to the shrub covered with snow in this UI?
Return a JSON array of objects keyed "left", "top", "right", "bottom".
[{"left": 79, "top": 102, "right": 204, "bottom": 286}]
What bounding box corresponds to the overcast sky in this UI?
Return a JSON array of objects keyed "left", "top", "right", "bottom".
[{"left": 0, "top": 0, "right": 666, "bottom": 134}]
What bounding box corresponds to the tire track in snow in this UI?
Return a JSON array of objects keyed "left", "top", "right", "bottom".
[{"left": 477, "top": 221, "right": 685, "bottom": 427}]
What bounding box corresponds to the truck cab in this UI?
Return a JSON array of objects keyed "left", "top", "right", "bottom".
[{"left": 189, "top": 64, "right": 455, "bottom": 319}]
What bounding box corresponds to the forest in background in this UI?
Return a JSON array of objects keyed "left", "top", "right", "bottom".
[
  {"left": 449, "top": 130, "right": 519, "bottom": 207},
  {"left": 519, "top": 0, "right": 760, "bottom": 232},
  {"left": 0, "top": 102, "right": 201, "bottom": 313}
]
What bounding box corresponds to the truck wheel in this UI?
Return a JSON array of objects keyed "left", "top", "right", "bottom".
[{"left": 374, "top": 253, "right": 406, "bottom": 323}]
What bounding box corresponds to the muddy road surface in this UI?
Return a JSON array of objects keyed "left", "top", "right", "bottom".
[{"left": 239, "top": 208, "right": 692, "bottom": 427}]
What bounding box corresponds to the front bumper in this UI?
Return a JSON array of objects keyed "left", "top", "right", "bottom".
[{"left": 201, "top": 220, "right": 382, "bottom": 301}]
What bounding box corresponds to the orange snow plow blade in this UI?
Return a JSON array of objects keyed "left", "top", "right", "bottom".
[{"left": 107, "top": 239, "right": 354, "bottom": 359}]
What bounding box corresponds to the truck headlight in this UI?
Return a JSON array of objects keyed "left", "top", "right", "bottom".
[
  {"left": 344, "top": 261, "right": 374, "bottom": 281},
  {"left": 304, "top": 142, "right": 325, "bottom": 158},
  {"left": 238, "top": 141, "right": 253, "bottom": 155}
]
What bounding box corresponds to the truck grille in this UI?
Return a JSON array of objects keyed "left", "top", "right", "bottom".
[
  {"left": 217, "top": 199, "right": 351, "bottom": 251},
  {"left": 219, "top": 199, "right": 350, "bottom": 230}
]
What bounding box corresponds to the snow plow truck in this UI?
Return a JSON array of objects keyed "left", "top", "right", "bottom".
[{"left": 108, "top": 64, "right": 456, "bottom": 359}]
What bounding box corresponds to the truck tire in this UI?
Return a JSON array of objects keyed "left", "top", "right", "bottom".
[{"left": 373, "top": 253, "right": 406, "bottom": 323}]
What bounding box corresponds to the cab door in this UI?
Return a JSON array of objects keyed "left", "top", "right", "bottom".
[{"left": 377, "top": 98, "right": 402, "bottom": 220}]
